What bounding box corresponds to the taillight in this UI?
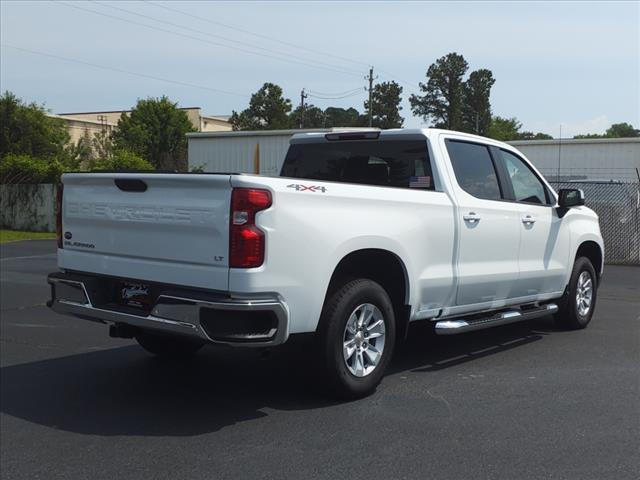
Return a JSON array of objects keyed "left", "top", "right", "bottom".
[
  {"left": 56, "top": 184, "right": 64, "bottom": 249},
  {"left": 229, "top": 188, "right": 272, "bottom": 268}
]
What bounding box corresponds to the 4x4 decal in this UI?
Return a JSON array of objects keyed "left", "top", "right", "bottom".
[{"left": 287, "top": 184, "right": 327, "bottom": 193}]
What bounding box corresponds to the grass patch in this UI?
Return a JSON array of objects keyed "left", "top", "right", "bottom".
[{"left": 0, "top": 229, "right": 56, "bottom": 243}]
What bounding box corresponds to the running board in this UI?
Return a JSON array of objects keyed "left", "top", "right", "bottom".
[{"left": 434, "top": 304, "right": 558, "bottom": 335}]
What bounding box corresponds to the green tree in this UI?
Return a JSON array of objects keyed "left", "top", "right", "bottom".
[
  {"left": 92, "top": 130, "right": 115, "bottom": 160},
  {"left": 365, "top": 81, "right": 404, "bottom": 129},
  {"left": 323, "top": 107, "right": 365, "bottom": 127},
  {"left": 0, "top": 153, "right": 63, "bottom": 184},
  {"left": 0, "top": 91, "right": 69, "bottom": 161},
  {"left": 410, "top": 52, "right": 469, "bottom": 130},
  {"left": 573, "top": 133, "right": 604, "bottom": 139},
  {"left": 574, "top": 122, "right": 639, "bottom": 139},
  {"left": 289, "top": 104, "right": 325, "bottom": 128},
  {"left": 89, "top": 149, "right": 153, "bottom": 171},
  {"left": 462, "top": 69, "right": 495, "bottom": 135},
  {"left": 605, "top": 122, "right": 639, "bottom": 138},
  {"left": 66, "top": 130, "right": 93, "bottom": 169},
  {"left": 519, "top": 131, "right": 553, "bottom": 140},
  {"left": 113, "top": 96, "right": 195, "bottom": 171},
  {"left": 230, "top": 83, "right": 292, "bottom": 130},
  {"left": 487, "top": 116, "right": 522, "bottom": 141},
  {"left": 488, "top": 116, "right": 552, "bottom": 141}
]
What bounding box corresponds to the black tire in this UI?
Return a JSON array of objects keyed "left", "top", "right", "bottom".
[
  {"left": 317, "top": 279, "right": 396, "bottom": 400},
  {"left": 135, "top": 332, "right": 204, "bottom": 358},
  {"left": 554, "top": 256, "right": 598, "bottom": 330}
]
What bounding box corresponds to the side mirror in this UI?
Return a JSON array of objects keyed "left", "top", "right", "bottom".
[
  {"left": 557, "top": 188, "right": 585, "bottom": 217},
  {"left": 558, "top": 188, "right": 585, "bottom": 208}
]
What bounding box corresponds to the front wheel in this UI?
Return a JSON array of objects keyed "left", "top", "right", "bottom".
[
  {"left": 135, "top": 331, "right": 204, "bottom": 358},
  {"left": 317, "top": 279, "right": 396, "bottom": 399},
  {"left": 554, "top": 256, "right": 598, "bottom": 330}
]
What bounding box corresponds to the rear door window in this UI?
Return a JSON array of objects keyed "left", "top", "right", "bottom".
[
  {"left": 280, "top": 139, "right": 434, "bottom": 190},
  {"left": 445, "top": 140, "right": 502, "bottom": 200}
]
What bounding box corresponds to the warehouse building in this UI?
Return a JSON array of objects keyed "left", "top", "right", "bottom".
[
  {"left": 47, "top": 113, "right": 117, "bottom": 146},
  {"left": 188, "top": 129, "right": 640, "bottom": 181},
  {"left": 53, "top": 107, "right": 231, "bottom": 149},
  {"left": 57, "top": 107, "right": 231, "bottom": 133}
]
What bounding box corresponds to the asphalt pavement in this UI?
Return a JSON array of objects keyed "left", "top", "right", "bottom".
[{"left": 1, "top": 240, "right": 638, "bottom": 479}]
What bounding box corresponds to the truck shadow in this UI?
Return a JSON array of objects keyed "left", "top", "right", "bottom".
[{"left": 0, "top": 317, "right": 554, "bottom": 437}]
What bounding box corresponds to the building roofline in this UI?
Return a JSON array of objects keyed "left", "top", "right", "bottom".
[
  {"left": 182, "top": 127, "right": 640, "bottom": 143},
  {"left": 47, "top": 113, "right": 117, "bottom": 126},
  {"left": 187, "top": 127, "right": 383, "bottom": 139},
  {"left": 201, "top": 115, "right": 231, "bottom": 122},
  {"left": 508, "top": 137, "right": 640, "bottom": 146},
  {"left": 57, "top": 107, "right": 202, "bottom": 116}
]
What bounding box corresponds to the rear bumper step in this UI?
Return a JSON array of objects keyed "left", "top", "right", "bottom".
[
  {"left": 434, "top": 304, "right": 558, "bottom": 335},
  {"left": 47, "top": 272, "right": 289, "bottom": 347}
]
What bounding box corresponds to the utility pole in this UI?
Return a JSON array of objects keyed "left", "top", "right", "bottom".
[
  {"left": 366, "top": 67, "right": 377, "bottom": 127},
  {"left": 299, "top": 88, "right": 308, "bottom": 129},
  {"left": 97, "top": 114, "right": 107, "bottom": 134}
]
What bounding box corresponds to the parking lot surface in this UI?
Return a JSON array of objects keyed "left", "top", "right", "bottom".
[{"left": 1, "top": 240, "right": 638, "bottom": 479}]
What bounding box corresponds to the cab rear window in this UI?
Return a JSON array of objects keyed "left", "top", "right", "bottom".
[{"left": 280, "top": 140, "right": 434, "bottom": 190}]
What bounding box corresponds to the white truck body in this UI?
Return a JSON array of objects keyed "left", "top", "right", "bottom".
[{"left": 49, "top": 128, "right": 604, "bottom": 355}]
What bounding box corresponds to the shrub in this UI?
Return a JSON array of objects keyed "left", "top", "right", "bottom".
[
  {"left": 89, "top": 150, "right": 154, "bottom": 172},
  {"left": 0, "top": 154, "right": 63, "bottom": 184}
]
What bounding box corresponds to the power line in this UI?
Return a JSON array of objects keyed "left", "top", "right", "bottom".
[
  {"left": 307, "top": 87, "right": 363, "bottom": 97},
  {"left": 377, "top": 68, "right": 417, "bottom": 90},
  {"left": 307, "top": 90, "right": 364, "bottom": 101},
  {"left": 91, "top": 0, "right": 364, "bottom": 77},
  {"left": 1, "top": 44, "right": 249, "bottom": 98},
  {"left": 56, "top": 1, "right": 363, "bottom": 79},
  {"left": 143, "top": 0, "right": 372, "bottom": 70},
  {"left": 141, "top": 1, "right": 420, "bottom": 97}
]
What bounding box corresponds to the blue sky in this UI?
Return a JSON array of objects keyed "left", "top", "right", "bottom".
[{"left": 1, "top": 1, "right": 638, "bottom": 137}]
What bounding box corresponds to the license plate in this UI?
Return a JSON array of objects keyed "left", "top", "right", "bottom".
[{"left": 120, "top": 282, "right": 151, "bottom": 309}]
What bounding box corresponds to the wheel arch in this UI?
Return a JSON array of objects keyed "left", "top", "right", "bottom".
[
  {"left": 322, "top": 248, "right": 411, "bottom": 337},
  {"left": 575, "top": 240, "right": 603, "bottom": 283}
]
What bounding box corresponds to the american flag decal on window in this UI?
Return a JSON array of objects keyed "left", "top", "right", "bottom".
[{"left": 409, "top": 176, "right": 431, "bottom": 188}]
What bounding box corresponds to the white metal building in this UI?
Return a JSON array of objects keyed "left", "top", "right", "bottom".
[
  {"left": 188, "top": 130, "right": 640, "bottom": 181},
  {"left": 509, "top": 137, "right": 640, "bottom": 181},
  {"left": 187, "top": 129, "right": 330, "bottom": 176}
]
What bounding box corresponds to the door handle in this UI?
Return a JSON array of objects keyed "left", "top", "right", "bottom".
[
  {"left": 463, "top": 212, "right": 481, "bottom": 223},
  {"left": 522, "top": 215, "right": 536, "bottom": 225}
]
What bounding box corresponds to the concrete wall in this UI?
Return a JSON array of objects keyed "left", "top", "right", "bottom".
[{"left": 0, "top": 184, "right": 56, "bottom": 232}]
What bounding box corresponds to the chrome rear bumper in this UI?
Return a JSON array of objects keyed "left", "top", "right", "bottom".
[{"left": 47, "top": 272, "right": 289, "bottom": 347}]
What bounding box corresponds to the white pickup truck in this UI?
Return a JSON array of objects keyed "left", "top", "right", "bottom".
[{"left": 48, "top": 129, "right": 604, "bottom": 398}]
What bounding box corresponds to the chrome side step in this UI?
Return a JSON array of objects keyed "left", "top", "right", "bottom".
[{"left": 434, "top": 304, "right": 558, "bottom": 335}]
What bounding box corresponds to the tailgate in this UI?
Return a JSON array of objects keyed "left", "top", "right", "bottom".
[{"left": 59, "top": 173, "right": 231, "bottom": 291}]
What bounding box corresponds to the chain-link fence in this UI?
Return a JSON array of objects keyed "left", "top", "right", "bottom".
[
  {"left": 539, "top": 167, "right": 639, "bottom": 183},
  {"left": 547, "top": 179, "right": 639, "bottom": 265}
]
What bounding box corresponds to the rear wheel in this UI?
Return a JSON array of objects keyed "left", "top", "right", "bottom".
[
  {"left": 135, "top": 332, "right": 204, "bottom": 358},
  {"left": 317, "top": 279, "right": 396, "bottom": 399},
  {"left": 554, "top": 256, "right": 598, "bottom": 330}
]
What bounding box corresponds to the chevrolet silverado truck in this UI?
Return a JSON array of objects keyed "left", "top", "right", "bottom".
[{"left": 48, "top": 129, "right": 604, "bottom": 398}]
